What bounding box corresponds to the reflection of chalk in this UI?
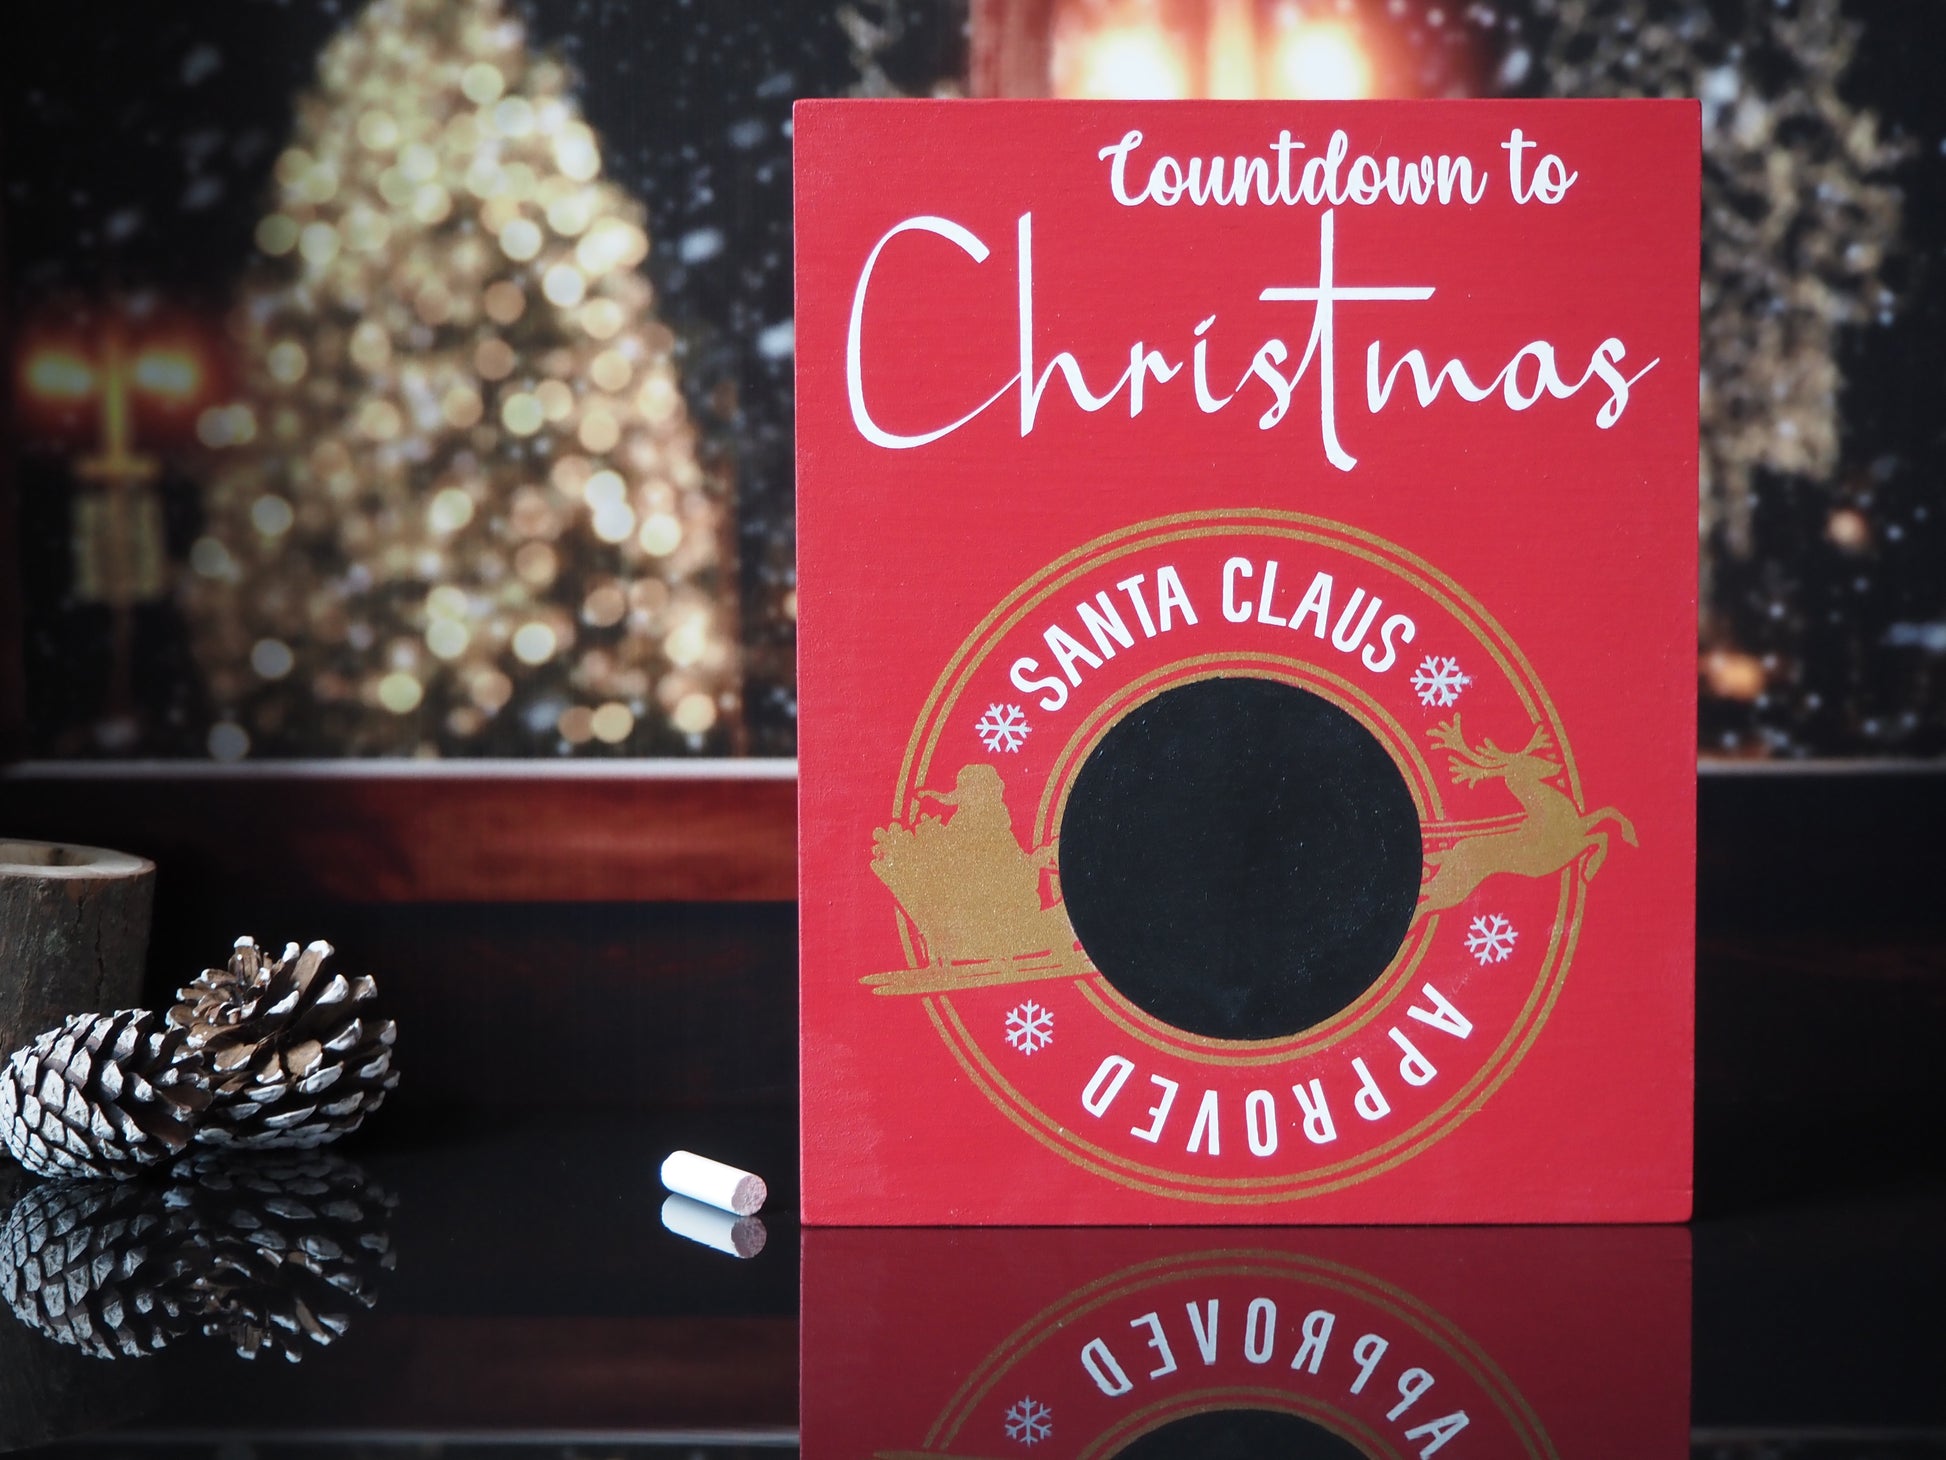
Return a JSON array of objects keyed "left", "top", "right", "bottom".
[
  {"left": 660, "top": 1149, "right": 767, "bottom": 1215},
  {"left": 661, "top": 1194, "right": 767, "bottom": 1258}
]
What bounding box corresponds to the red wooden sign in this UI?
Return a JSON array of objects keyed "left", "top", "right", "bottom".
[
  {"left": 796, "top": 100, "right": 1697, "bottom": 1224},
  {"left": 801, "top": 1224, "right": 1692, "bottom": 1459}
]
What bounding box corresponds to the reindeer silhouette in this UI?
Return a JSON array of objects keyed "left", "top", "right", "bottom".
[{"left": 1418, "top": 717, "right": 1637, "bottom": 915}]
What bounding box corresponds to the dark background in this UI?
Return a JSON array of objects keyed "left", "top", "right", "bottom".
[{"left": 2, "top": 0, "right": 1942, "bottom": 758}]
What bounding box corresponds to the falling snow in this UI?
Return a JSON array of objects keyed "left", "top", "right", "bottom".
[
  {"left": 756, "top": 318, "right": 794, "bottom": 360},
  {"left": 4, "top": 3, "right": 1941, "bottom": 760},
  {"left": 1886, "top": 623, "right": 1946, "bottom": 653},
  {"left": 1533, "top": 0, "right": 1908, "bottom": 562},
  {"left": 678, "top": 226, "right": 725, "bottom": 263},
  {"left": 181, "top": 176, "right": 226, "bottom": 211},
  {"left": 180, "top": 44, "right": 223, "bottom": 86}
]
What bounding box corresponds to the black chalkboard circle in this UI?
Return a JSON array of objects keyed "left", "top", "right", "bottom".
[{"left": 1059, "top": 676, "right": 1423, "bottom": 1041}]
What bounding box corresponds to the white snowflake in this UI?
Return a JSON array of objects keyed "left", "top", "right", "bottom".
[
  {"left": 1412, "top": 655, "right": 1473, "bottom": 708},
  {"left": 976, "top": 702, "right": 1032, "bottom": 753},
  {"left": 1004, "top": 1396, "right": 1054, "bottom": 1446},
  {"left": 1465, "top": 914, "right": 1519, "bottom": 965},
  {"left": 1004, "top": 1000, "right": 1054, "bottom": 1055}
]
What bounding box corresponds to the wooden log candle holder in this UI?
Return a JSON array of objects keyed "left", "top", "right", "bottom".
[{"left": 0, "top": 839, "right": 155, "bottom": 1064}]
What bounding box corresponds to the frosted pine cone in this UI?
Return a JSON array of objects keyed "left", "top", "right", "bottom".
[
  {"left": 0, "top": 1012, "right": 212, "bottom": 1179},
  {"left": 170, "top": 937, "right": 398, "bottom": 1151},
  {"left": 1, "top": 1181, "right": 204, "bottom": 1358},
  {"left": 166, "top": 1152, "right": 397, "bottom": 1362}
]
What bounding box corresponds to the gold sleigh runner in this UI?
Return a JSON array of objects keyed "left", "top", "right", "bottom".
[{"left": 865, "top": 719, "right": 1635, "bottom": 996}]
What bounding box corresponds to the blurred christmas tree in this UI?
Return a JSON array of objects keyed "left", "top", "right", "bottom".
[{"left": 183, "top": 0, "right": 739, "bottom": 758}]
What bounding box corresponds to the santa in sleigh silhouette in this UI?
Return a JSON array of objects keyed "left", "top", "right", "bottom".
[{"left": 865, "top": 719, "right": 1633, "bottom": 996}]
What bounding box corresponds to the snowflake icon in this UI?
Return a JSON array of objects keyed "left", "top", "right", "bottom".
[
  {"left": 1412, "top": 655, "right": 1473, "bottom": 708},
  {"left": 1004, "top": 1396, "right": 1054, "bottom": 1446},
  {"left": 1004, "top": 1000, "right": 1055, "bottom": 1055},
  {"left": 976, "top": 702, "right": 1032, "bottom": 753},
  {"left": 1465, "top": 913, "right": 1519, "bottom": 965}
]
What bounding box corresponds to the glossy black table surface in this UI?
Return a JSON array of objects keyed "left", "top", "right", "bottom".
[
  {"left": 3, "top": 867, "right": 1943, "bottom": 1459},
  {"left": 2, "top": 1108, "right": 1942, "bottom": 1459}
]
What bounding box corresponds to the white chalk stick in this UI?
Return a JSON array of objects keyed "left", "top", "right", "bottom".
[
  {"left": 660, "top": 1149, "right": 767, "bottom": 1216},
  {"left": 661, "top": 1194, "right": 768, "bottom": 1259}
]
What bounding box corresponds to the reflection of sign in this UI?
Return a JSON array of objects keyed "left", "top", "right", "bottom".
[
  {"left": 893, "top": 1250, "right": 1552, "bottom": 1459},
  {"left": 802, "top": 1226, "right": 1690, "bottom": 1460}
]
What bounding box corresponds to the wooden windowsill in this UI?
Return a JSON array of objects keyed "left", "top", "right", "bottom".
[
  {"left": 1, "top": 758, "right": 1937, "bottom": 908},
  {"left": 0, "top": 760, "right": 797, "bottom": 902}
]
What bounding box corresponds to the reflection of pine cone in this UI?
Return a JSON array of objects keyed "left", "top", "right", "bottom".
[
  {"left": 1, "top": 1182, "right": 203, "bottom": 1359},
  {"left": 0, "top": 1012, "right": 212, "bottom": 1179},
  {"left": 167, "top": 1153, "right": 397, "bottom": 1362},
  {"left": 0, "top": 1156, "right": 397, "bottom": 1364},
  {"left": 170, "top": 938, "right": 399, "bottom": 1151}
]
